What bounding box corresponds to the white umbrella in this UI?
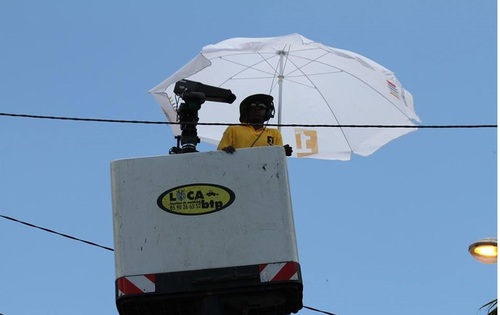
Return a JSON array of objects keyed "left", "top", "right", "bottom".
[{"left": 149, "top": 33, "right": 420, "bottom": 160}]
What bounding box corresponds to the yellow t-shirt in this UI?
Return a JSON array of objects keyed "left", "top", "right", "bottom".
[{"left": 217, "top": 125, "right": 284, "bottom": 150}]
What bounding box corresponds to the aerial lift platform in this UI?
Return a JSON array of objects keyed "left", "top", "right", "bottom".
[{"left": 111, "top": 146, "right": 303, "bottom": 315}]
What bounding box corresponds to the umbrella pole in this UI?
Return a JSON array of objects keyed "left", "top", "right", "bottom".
[{"left": 277, "top": 50, "right": 286, "bottom": 131}]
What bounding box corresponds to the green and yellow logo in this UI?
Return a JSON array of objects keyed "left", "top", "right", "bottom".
[{"left": 157, "top": 183, "right": 235, "bottom": 215}]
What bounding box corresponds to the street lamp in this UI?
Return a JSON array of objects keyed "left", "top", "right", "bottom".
[{"left": 468, "top": 237, "right": 498, "bottom": 264}]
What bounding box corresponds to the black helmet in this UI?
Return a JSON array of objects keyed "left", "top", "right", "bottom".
[{"left": 239, "top": 94, "right": 275, "bottom": 122}]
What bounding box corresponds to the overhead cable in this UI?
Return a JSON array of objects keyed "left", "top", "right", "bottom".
[
  {"left": 304, "top": 305, "right": 336, "bottom": 315},
  {"left": 0, "top": 112, "right": 496, "bottom": 129},
  {"left": 1, "top": 213, "right": 336, "bottom": 315},
  {"left": 0, "top": 214, "right": 113, "bottom": 251}
]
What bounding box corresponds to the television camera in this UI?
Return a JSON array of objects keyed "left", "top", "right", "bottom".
[{"left": 170, "top": 79, "right": 236, "bottom": 154}]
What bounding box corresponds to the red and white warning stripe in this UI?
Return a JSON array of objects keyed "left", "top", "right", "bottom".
[
  {"left": 117, "top": 274, "right": 156, "bottom": 297},
  {"left": 259, "top": 262, "right": 299, "bottom": 282}
]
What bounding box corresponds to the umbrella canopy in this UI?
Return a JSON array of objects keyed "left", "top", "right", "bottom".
[{"left": 149, "top": 33, "right": 420, "bottom": 160}]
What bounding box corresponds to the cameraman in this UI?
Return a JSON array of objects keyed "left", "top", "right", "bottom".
[{"left": 217, "top": 94, "right": 293, "bottom": 156}]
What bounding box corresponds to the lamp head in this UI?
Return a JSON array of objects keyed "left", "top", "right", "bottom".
[{"left": 468, "top": 237, "right": 497, "bottom": 264}]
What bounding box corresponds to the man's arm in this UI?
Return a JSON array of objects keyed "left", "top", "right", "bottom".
[
  {"left": 218, "top": 127, "right": 236, "bottom": 154},
  {"left": 275, "top": 130, "right": 293, "bottom": 157}
]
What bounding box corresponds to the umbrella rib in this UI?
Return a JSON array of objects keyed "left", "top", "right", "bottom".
[
  {"left": 285, "top": 49, "right": 414, "bottom": 121},
  {"left": 280, "top": 49, "right": 416, "bottom": 154},
  {"left": 259, "top": 51, "right": 281, "bottom": 94},
  {"left": 334, "top": 67, "right": 414, "bottom": 121},
  {"left": 282, "top": 51, "right": 355, "bottom": 154},
  {"left": 277, "top": 71, "right": 343, "bottom": 90},
  {"left": 284, "top": 50, "right": 343, "bottom": 76},
  {"left": 212, "top": 50, "right": 306, "bottom": 95},
  {"left": 212, "top": 54, "right": 279, "bottom": 89}
]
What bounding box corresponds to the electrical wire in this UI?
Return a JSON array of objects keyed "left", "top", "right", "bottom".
[
  {"left": 0, "top": 214, "right": 113, "bottom": 251},
  {"left": 304, "top": 305, "right": 336, "bottom": 315},
  {"left": 0, "top": 213, "right": 336, "bottom": 315},
  {"left": 1, "top": 110, "right": 493, "bottom": 315},
  {"left": 0, "top": 112, "right": 496, "bottom": 129}
]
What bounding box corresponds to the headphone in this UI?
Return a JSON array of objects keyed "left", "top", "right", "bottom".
[{"left": 239, "top": 94, "right": 275, "bottom": 123}]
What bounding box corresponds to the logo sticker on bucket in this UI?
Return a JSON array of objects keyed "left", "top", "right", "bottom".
[{"left": 157, "top": 184, "right": 235, "bottom": 215}]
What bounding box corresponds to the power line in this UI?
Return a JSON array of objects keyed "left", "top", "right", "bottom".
[
  {"left": 0, "top": 112, "right": 166, "bottom": 125},
  {"left": 304, "top": 305, "right": 336, "bottom": 315},
  {"left": 0, "top": 214, "right": 113, "bottom": 251},
  {"left": 0, "top": 112, "right": 496, "bottom": 129},
  {"left": 1, "top": 213, "right": 336, "bottom": 315},
  {"left": 0, "top": 111, "right": 492, "bottom": 315}
]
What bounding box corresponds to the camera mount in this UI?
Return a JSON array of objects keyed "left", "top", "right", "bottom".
[{"left": 170, "top": 80, "right": 236, "bottom": 154}]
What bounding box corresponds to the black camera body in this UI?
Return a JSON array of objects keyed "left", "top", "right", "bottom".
[
  {"left": 174, "top": 80, "right": 236, "bottom": 104},
  {"left": 170, "top": 80, "right": 236, "bottom": 154}
]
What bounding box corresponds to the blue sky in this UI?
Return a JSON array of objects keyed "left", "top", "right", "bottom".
[{"left": 0, "top": 1, "right": 496, "bottom": 315}]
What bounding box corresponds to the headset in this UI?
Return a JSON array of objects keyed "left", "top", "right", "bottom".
[{"left": 239, "top": 94, "right": 275, "bottom": 123}]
